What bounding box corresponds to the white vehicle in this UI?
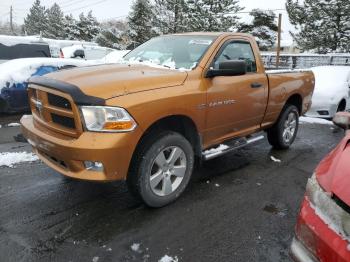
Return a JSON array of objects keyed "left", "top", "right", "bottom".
[
  {"left": 99, "top": 50, "right": 130, "bottom": 63},
  {"left": 306, "top": 66, "right": 350, "bottom": 118},
  {"left": 61, "top": 45, "right": 115, "bottom": 60}
]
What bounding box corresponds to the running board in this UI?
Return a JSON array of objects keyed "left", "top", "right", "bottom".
[{"left": 202, "top": 134, "right": 265, "bottom": 161}]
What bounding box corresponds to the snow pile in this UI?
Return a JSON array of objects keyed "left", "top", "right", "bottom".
[
  {"left": 203, "top": 144, "right": 229, "bottom": 155},
  {"left": 300, "top": 117, "right": 333, "bottom": 125},
  {"left": 0, "top": 57, "right": 94, "bottom": 90},
  {"left": 159, "top": 255, "right": 178, "bottom": 262},
  {"left": 0, "top": 152, "right": 39, "bottom": 167}
]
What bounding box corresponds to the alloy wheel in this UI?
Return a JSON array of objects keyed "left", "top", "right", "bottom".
[{"left": 149, "top": 146, "right": 187, "bottom": 196}]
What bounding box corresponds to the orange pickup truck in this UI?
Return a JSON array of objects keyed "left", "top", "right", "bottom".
[{"left": 21, "top": 33, "right": 314, "bottom": 207}]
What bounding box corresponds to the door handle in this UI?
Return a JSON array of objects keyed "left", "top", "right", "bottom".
[{"left": 251, "top": 82, "right": 263, "bottom": 88}]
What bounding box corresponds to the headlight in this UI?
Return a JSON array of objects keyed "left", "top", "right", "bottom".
[
  {"left": 80, "top": 106, "right": 137, "bottom": 132},
  {"left": 306, "top": 173, "right": 350, "bottom": 240}
]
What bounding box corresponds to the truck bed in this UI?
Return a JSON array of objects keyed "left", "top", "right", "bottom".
[{"left": 261, "top": 70, "right": 315, "bottom": 129}]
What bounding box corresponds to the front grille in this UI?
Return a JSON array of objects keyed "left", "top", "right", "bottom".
[
  {"left": 28, "top": 85, "right": 82, "bottom": 137},
  {"left": 51, "top": 113, "right": 76, "bottom": 129},
  {"left": 48, "top": 93, "right": 72, "bottom": 110}
]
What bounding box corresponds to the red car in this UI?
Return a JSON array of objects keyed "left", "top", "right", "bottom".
[{"left": 291, "top": 112, "right": 350, "bottom": 262}]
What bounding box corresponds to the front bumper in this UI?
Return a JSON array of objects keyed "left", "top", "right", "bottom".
[
  {"left": 21, "top": 115, "right": 142, "bottom": 181},
  {"left": 290, "top": 237, "right": 318, "bottom": 262},
  {"left": 305, "top": 104, "right": 338, "bottom": 119},
  {"left": 291, "top": 198, "right": 350, "bottom": 262}
]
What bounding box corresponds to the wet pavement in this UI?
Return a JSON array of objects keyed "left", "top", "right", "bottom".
[{"left": 0, "top": 117, "right": 344, "bottom": 262}]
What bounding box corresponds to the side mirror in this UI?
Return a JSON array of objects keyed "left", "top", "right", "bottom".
[
  {"left": 333, "top": 112, "right": 350, "bottom": 130},
  {"left": 73, "top": 49, "right": 85, "bottom": 59},
  {"left": 206, "top": 60, "right": 246, "bottom": 78}
]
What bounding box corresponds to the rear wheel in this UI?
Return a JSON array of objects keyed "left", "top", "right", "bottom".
[
  {"left": 127, "top": 131, "right": 194, "bottom": 207},
  {"left": 267, "top": 104, "right": 299, "bottom": 149}
]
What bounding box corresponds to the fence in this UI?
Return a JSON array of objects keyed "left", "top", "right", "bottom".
[{"left": 261, "top": 53, "right": 350, "bottom": 70}]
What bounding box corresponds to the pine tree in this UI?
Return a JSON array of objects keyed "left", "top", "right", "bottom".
[
  {"left": 128, "top": 0, "right": 155, "bottom": 47},
  {"left": 24, "top": 0, "right": 48, "bottom": 36},
  {"left": 46, "top": 3, "right": 65, "bottom": 39},
  {"left": 63, "top": 14, "right": 79, "bottom": 40},
  {"left": 154, "top": 0, "right": 189, "bottom": 34},
  {"left": 187, "top": 0, "right": 243, "bottom": 32},
  {"left": 286, "top": 0, "right": 350, "bottom": 53},
  {"left": 76, "top": 11, "right": 100, "bottom": 41},
  {"left": 238, "top": 9, "right": 278, "bottom": 51},
  {"left": 96, "top": 19, "right": 131, "bottom": 49}
]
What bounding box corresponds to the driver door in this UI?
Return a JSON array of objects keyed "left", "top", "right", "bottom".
[{"left": 203, "top": 40, "right": 268, "bottom": 145}]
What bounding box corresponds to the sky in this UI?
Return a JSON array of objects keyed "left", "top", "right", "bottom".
[{"left": 0, "top": 0, "right": 295, "bottom": 43}]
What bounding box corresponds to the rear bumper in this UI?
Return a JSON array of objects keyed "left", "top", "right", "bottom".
[
  {"left": 21, "top": 115, "right": 142, "bottom": 181},
  {"left": 292, "top": 197, "right": 350, "bottom": 262}
]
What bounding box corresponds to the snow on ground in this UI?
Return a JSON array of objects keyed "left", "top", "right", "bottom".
[
  {"left": 7, "top": 123, "right": 20, "bottom": 127},
  {"left": 158, "top": 255, "right": 178, "bottom": 262},
  {"left": 0, "top": 58, "right": 94, "bottom": 90},
  {"left": 270, "top": 156, "right": 281, "bottom": 163},
  {"left": 300, "top": 116, "right": 333, "bottom": 125},
  {"left": 0, "top": 152, "right": 39, "bottom": 168},
  {"left": 130, "top": 243, "right": 141, "bottom": 252}
]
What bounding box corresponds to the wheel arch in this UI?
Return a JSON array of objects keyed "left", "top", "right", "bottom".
[
  {"left": 138, "top": 114, "right": 202, "bottom": 156},
  {"left": 337, "top": 98, "right": 347, "bottom": 112},
  {"left": 285, "top": 94, "right": 303, "bottom": 115}
]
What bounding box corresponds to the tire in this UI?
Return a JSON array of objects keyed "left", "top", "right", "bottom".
[
  {"left": 267, "top": 104, "right": 299, "bottom": 149},
  {"left": 127, "top": 131, "right": 194, "bottom": 208}
]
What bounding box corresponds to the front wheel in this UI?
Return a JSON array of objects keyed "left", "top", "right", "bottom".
[
  {"left": 267, "top": 104, "right": 299, "bottom": 149},
  {"left": 127, "top": 131, "right": 194, "bottom": 207}
]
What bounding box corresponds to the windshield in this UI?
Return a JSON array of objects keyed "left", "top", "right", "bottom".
[{"left": 123, "top": 35, "right": 217, "bottom": 70}]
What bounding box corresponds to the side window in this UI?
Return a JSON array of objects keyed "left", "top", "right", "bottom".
[{"left": 213, "top": 41, "right": 257, "bottom": 73}]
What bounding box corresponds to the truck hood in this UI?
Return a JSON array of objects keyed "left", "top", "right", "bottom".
[
  {"left": 316, "top": 133, "right": 350, "bottom": 206},
  {"left": 46, "top": 64, "right": 188, "bottom": 99}
]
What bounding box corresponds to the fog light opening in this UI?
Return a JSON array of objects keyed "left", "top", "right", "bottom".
[
  {"left": 84, "top": 161, "right": 104, "bottom": 172},
  {"left": 317, "top": 110, "right": 329, "bottom": 116}
]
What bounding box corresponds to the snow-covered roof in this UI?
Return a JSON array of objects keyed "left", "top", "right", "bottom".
[
  {"left": 0, "top": 57, "right": 95, "bottom": 89},
  {"left": 0, "top": 35, "right": 98, "bottom": 49},
  {"left": 311, "top": 66, "right": 350, "bottom": 83}
]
